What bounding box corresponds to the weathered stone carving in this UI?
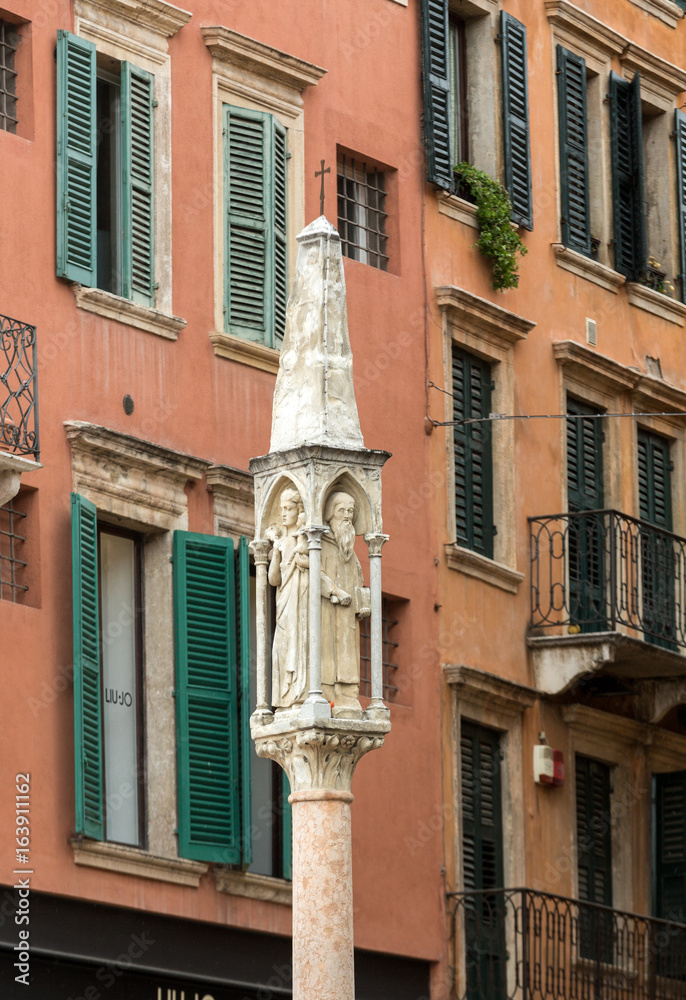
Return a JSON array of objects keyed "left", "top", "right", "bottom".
[{"left": 254, "top": 726, "right": 386, "bottom": 793}]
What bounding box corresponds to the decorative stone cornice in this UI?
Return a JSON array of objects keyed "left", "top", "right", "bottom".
[
  {"left": 627, "top": 0, "right": 684, "bottom": 30},
  {"left": 626, "top": 283, "right": 686, "bottom": 326},
  {"left": 436, "top": 285, "right": 535, "bottom": 347},
  {"left": 201, "top": 26, "right": 326, "bottom": 93},
  {"left": 552, "top": 341, "right": 640, "bottom": 395},
  {"left": 620, "top": 45, "right": 686, "bottom": 100},
  {"left": 75, "top": 0, "right": 191, "bottom": 37},
  {"left": 253, "top": 718, "right": 390, "bottom": 794},
  {"left": 444, "top": 664, "right": 537, "bottom": 719},
  {"left": 562, "top": 704, "right": 650, "bottom": 747},
  {"left": 632, "top": 372, "right": 686, "bottom": 421},
  {"left": 552, "top": 245, "right": 626, "bottom": 294},
  {"left": 445, "top": 543, "right": 524, "bottom": 593},
  {"left": 544, "top": 1, "right": 626, "bottom": 57},
  {"left": 73, "top": 286, "right": 187, "bottom": 340},
  {"left": 207, "top": 464, "right": 254, "bottom": 538},
  {"left": 0, "top": 451, "right": 41, "bottom": 506}
]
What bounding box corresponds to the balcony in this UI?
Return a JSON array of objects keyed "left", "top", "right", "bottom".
[
  {"left": 0, "top": 313, "right": 40, "bottom": 504},
  {"left": 528, "top": 510, "right": 686, "bottom": 694},
  {"left": 448, "top": 888, "right": 686, "bottom": 1000}
]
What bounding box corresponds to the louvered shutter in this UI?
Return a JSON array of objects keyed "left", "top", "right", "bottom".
[
  {"left": 71, "top": 493, "right": 104, "bottom": 841},
  {"left": 675, "top": 110, "right": 686, "bottom": 304},
  {"left": 557, "top": 46, "right": 591, "bottom": 256},
  {"left": 638, "top": 430, "right": 672, "bottom": 530},
  {"left": 236, "top": 536, "right": 252, "bottom": 868},
  {"left": 273, "top": 120, "right": 288, "bottom": 344},
  {"left": 452, "top": 347, "right": 494, "bottom": 558},
  {"left": 655, "top": 771, "right": 686, "bottom": 922},
  {"left": 567, "top": 400, "right": 605, "bottom": 631},
  {"left": 174, "top": 531, "right": 241, "bottom": 863},
  {"left": 461, "top": 723, "right": 504, "bottom": 892},
  {"left": 567, "top": 399, "right": 603, "bottom": 512},
  {"left": 575, "top": 755, "right": 613, "bottom": 906},
  {"left": 610, "top": 72, "right": 646, "bottom": 280},
  {"left": 121, "top": 63, "right": 155, "bottom": 307},
  {"left": 56, "top": 31, "right": 97, "bottom": 285},
  {"left": 420, "top": 0, "right": 453, "bottom": 189},
  {"left": 501, "top": 12, "right": 532, "bottom": 230}
]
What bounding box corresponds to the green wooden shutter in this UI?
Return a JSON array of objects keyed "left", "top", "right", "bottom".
[
  {"left": 655, "top": 771, "right": 686, "bottom": 921},
  {"left": 273, "top": 119, "right": 288, "bottom": 344},
  {"left": 56, "top": 31, "right": 97, "bottom": 285},
  {"left": 452, "top": 347, "right": 494, "bottom": 559},
  {"left": 557, "top": 46, "right": 591, "bottom": 256},
  {"left": 121, "top": 63, "right": 155, "bottom": 307},
  {"left": 610, "top": 71, "right": 646, "bottom": 280},
  {"left": 174, "top": 531, "right": 241, "bottom": 863},
  {"left": 461, "top": 722, "right": 504, "bottom": 892},
  {"left": 236, "top": 535, "right": 252, "bottom": 868},
  {"left": 282, "top": 771, "right": 292, "bottom": 881},
  {"left": 567, "top": 398, "right": 603, "bottom": 512},
  {"left": 567, "top": 400, "right": 605, "bottom": 631},
  {"left": 638, "top": 430, "right": 672, "bottom": 531},
  {"left": 575, "top": 755, "right": 613, "bottom": 906},
  {"left": 675, "top": 110, "right": 686, "bottom": 304},
  {"left": 420, "top": 0, "right": 453, "bottom": 189},
  {"left": 71, "top": 492, "right": 104, "bottom": 841},
  {"left": 501, "top": 12, "right": 532, "bottom": 230}
]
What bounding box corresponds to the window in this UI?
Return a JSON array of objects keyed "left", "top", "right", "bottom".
[
  {"left": 337, "top": 154, "right": 388, "bottom": 270},
  {"left": 654, "top": 770, "right": 686, "bottom": 922},
  {"left": 448, "top": 16, "right": 468, "bottom": 167},
  {"left": 56, "top": 31, "right": 155, "bottom": 306},
  {"left": 566, "top": 398, "right": 605, "bottom": 631},
  {"left": 575, "top": 755, "right": 613, "bottom": 961},
  {"left": 0, "top": 18, "right": 18, "bottom": 134},
  {"left": 556, "top": 46, "right": 592, "bottom": 258},
  {"left": 0, "top": 497, "right": 26, "bottom": 601},
  {"left": 452, "top": 346, "right": 494, "bottom": 559},
  {"left": 223, "top": 105, "right": 287, "bottom": 348},
  {"left": 637, "top": 428, "right": 676, "bottom": 649},
  {"left": 609, "top": 72, "right": 646, "bottom": 281},
  {"left": 359, "top": 597, "right": 399, "bottom": 701}
]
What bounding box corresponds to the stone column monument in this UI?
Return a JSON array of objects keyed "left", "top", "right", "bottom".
[{"left": 250, "top": 217, "right": 391, "bottom": 1000}]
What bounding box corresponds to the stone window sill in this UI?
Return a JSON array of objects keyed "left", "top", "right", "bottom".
[
  {"left": 552, "top": 244, "right": 626, "bottom": 293},
  {"left": 70, "top": 838, "right": 207, "bottom": 886},
  {"left": 626, "top": 283, "right": 686, "bottom": 326},
  {"left": 627, "top": 0, "right": 684, "bottom": 28},
  {"left": 72, "top": 286, "right": 187, "bottom": 340},
  {"left": 215, "top": 868, "right": 292, "bottom": 905},
  {"left": 210, "top": 330, "right": 280, "bottom": 374},
  {"left": 437, "top": 192, "right": 479, "bottom": 229},
  {"left": 445, "top": 543, "right": 524, "bottom": 593}
]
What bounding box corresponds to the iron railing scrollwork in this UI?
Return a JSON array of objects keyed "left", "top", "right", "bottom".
[
  {"left": 448, "top": 888, "right": 686, "bottom": 1000},
  {"left": 529, "top": 509, "right": 686, "bottom": 651},
  {"left": 0, "top": 313, "right": 39, "bottom": 460}
]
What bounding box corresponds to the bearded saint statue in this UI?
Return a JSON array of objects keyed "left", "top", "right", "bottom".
[{"left": 320, "top": 491, "right": 370, "bottom": 712}]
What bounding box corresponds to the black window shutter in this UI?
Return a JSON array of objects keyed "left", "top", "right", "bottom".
[
  {"left": 461, "top": 722, "right": 503, "bottom": 892},
  {"left": 610, "top": 71, "right": 646, "bottom": 280},
  {"left": 638, "top": 430, "right": 672, "bottom": 531},
  {"left": 557, "top": 46, "right": 591, "bottom": 256},
  {"left": 675, "top": 109, "right": 686, "bottom": 303},
  {"left": 452, "top": 347, "right": 494, "bottom": 559},
  {"left": 420, "top": 0, "right": 453, "bottom": 189},
  {"left": 501, "top": 11, "right": 532, "bottom": 229},
  {"left": 654, "top": 771, "right": 686, "bottom": 922},
  {"left": 567, "top": 398, "right": 603, "bottom": 512},
  {"left": 576, "top": 755, "right": 613, "bottom": 907}
]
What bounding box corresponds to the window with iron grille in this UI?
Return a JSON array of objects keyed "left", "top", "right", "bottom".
[
  {"left": 0, "top": 499, "right": 27, "bottom": 601},
  {"left": 337, "top": 155, "right": 388, "bottom": 271},
  {"left": 359, "top": 597, "right": 399, "bottom": 701},
  {"left": 0, "top": 19, "right": 19, "bottom": 134}
]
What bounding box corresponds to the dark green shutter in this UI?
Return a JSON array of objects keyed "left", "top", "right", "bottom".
[
  {"left": 174, "top": 531, "right": 241, "bottom": 863},
  {"left": 452, "top": 347, "right": 494, "bottom": 559},
  {"left": 121, "top": 62, "right": 155, "bottom": 307},
  {"left": 224, "top": 105, "right": 286, "bottom": 348},
  {"left": 71, "top": 493, "right": 103, "bottom": 841},
  {"left": 610, "top": 72, "right": 646, "bottom": 280},
  {"left": 501, "top": 12, "right": 532, "bottom": 229},
  {"left": 638, "top": 430, "right": 672, "bottom": 531},
  {"left": 420, "top": 0, "right": 453, "bottom": 189},
  {"left": 461, "top": 722, "right": 504, "bottom": 892},
  {"left": 576, "top": 755, "right": 613, "bottom": 906},
  {"left": 557, "top": 46, "right": 591, "bottom": 256},
  {"left": 567, "top": 398, "right": 603, "bottom": 512},
  {"left": 675, "top": 110, "right": 686, "bottom": 303},
  {"left": 56, "top": 31, "right": 97, "bottom": 285},
  {"left": 237, "top": 535, "right": 252, "bottom": 868},
  {"left": 282, "top": 771, "right": 292, "bottom": 881},
  {"left": 638, "top": 430, "right": 676, "bottom": 649},
  {"left": 655, "top": 771, "right": 686, "bottom": 921},
  {"left": 567, "top": 400, "right": 605, "bottom": 631}
]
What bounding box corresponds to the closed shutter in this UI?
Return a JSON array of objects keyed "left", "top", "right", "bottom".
[
  {"left": 461, "top": 723, "right": 503, "bottom": 892},
  {"left": 655, "top": 771, "right": 686, "bottom": 922},
  {"left": 71, "top": 492, "right": 104, "bottom": 841},
  {"left": 174, "top": 531, "right": 241, "bottom": 863},
  {"left": 576, "top": 755, "right": 613, "bottom": 906},
  {"left": 121, "top": 63, "right": 155, "bottom": 307},
  {"left": 557, "top": 46, "right": 591, "bottom": 256},
  {"left": 501, "top": 12, "right": 532, "bottom": 229},
  {"left": 420, "top": 0, "right": 453, "bottom": 189},
  {"left": 56, "top": 31, "right": 97, "bottom": 285},
  {"left": 567, "top": 400, "right": 605, "bottom": 631},
  {"left": 675, "top": 110, "right": 686, "bottom": 304},
  {"left": 610, "top": 72, "right": 646, "bottom": 280},
  {"left": 224, "top": 105, "right": 287, "bottom": 348},
  {"left": 452, "top": 347, "right": 494, "bottom": 559},
  {"left": 567, "top": 398, "right": 603, "bottom": 512},
  {"left": 236, "top": 535, "right": 252, "bottom": 868},
  {"left": 638, "top": 430, "right": 672, "bottom": 531}
]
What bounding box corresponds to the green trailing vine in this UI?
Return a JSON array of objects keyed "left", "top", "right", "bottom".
[{"left": 453, "top": 162, "right": 528, "bottom": 292}]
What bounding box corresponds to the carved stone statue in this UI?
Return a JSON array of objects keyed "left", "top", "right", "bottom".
[
  {"left": 320, "top": 491, "right": 370, "bottom": 712},
  {"left": 267, "top": 487, "right": 309, "bottom": 709}
]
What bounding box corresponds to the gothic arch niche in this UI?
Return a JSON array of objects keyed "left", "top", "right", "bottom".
[
  {"left": 321, "top": 471, "right": 374, "bottom": 536},
  {"left": 256, "top": 472, "right": 309, "bottom": 539}
]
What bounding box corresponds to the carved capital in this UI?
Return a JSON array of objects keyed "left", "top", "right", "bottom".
[
  {"left": 249, "top": 538, "right": 272, "bottom": 565},
  {"left": 364, "top": 532, "right": 389, "bottom": 558},
  {"left": 254, "top": 725, "right": 387, "bottom": 794},
  {"left": 302, "top": 523, "right": 329, "bottom": 550}
]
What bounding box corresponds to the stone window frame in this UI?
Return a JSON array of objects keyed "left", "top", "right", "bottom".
[
  {"left": 65, "top": 420, "right": 210, "bottom": 886},
  {"left": 71, "top": 0, "right": 190, "bottom": 340},
  {"left": 201, "top": 26, "right": 325, "bottom": 375},
  {"left": 437, "top": 285, "right": 534, "bottom": 593}
]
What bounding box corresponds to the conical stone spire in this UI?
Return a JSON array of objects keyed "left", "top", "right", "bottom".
[{"left": 269, "top": 216, "right": 365, "bottom": 453}]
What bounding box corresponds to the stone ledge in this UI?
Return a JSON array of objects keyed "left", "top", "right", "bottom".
[
  {"left": 73, "top": 286, "right": 187, "bottom": 340},
  {"left": 201, "top": 26, "right": 326, "bottom": 92},
  {"left": 626, "top": 283, "right": 686, "bottom": 326},
  {"left": 626, "top": 0, "right": 684, "bottom": 29},
  {"left": 445, "top": 543, "right": 524, "bottom": 593},
  {"left": 214, "top": 869, "right": 292, "bottom": 905},
  {"left": 437, "top": 192, "right": 478, "bottom": 229},
  {"left": 71, "top": 838, "right": 208, "bottom": 886},
  {"left": 444, "top": 664, "right": 537, "bottom": 718},
  {"left": 210, "top": 330, "right": 280, "bottom": 374},
  {"left": 435, "top": 286, "right": 535, "bottom": 345},
  {"left": 552, "top": 244, "right": 625, "bottom": 294},
  {"left": 75, "top": 0, "right": 192, "bottom": 37},
  {"left": 0, "top": 452, "right": 41, "bottom": 506}
]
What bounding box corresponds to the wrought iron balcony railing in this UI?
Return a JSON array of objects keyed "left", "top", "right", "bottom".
[
  {"left": 448, "top": 888, "right": 686, "bottom": 1000},
  {"left": 0, "top": 313, "right": 39, "bottom": 460},
  {"left": 529, "top": 509, "right": 686, "bottom": 652}
]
